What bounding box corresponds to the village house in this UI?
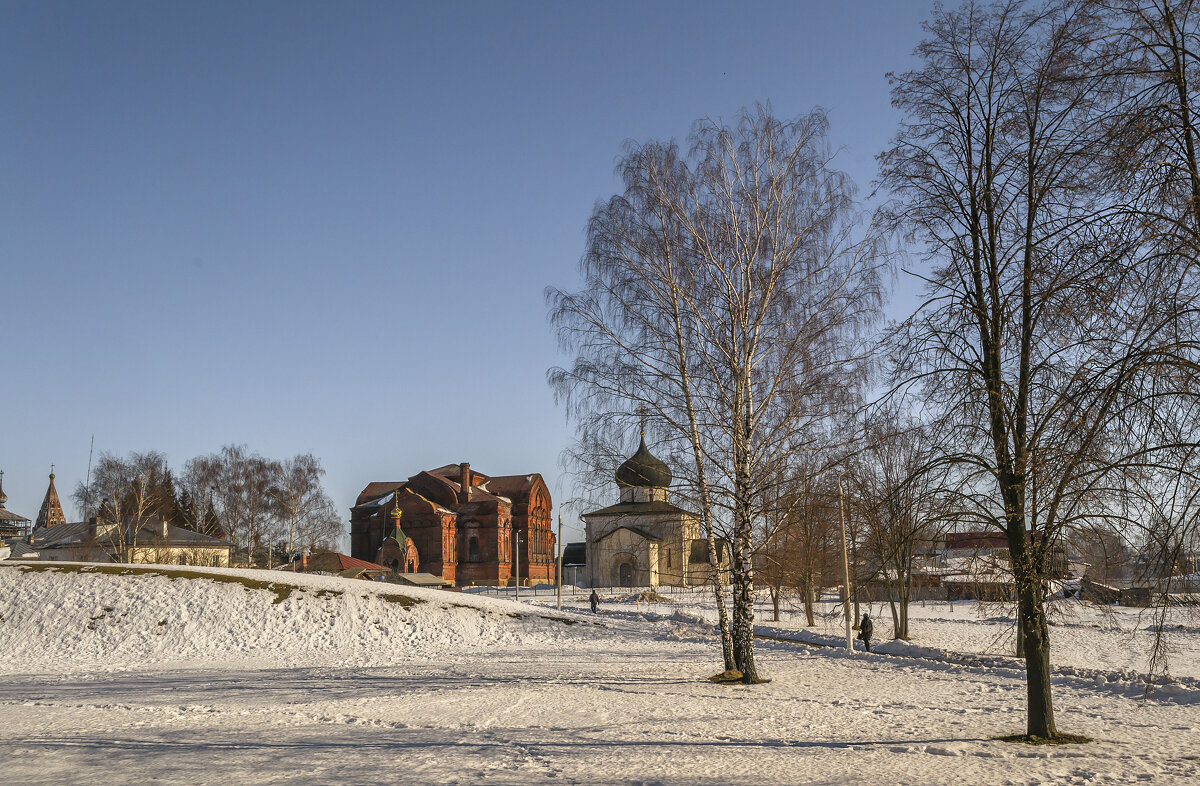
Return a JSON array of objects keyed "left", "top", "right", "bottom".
[
  {"left": 887, "top": 530, "right": 1077, "bottom": 602},
  {"left": 25, "top": 471, "right": 233, "bottom": 566},
  {"left": 350, "top": 463, "right": 554, "bottom": 587},
  {"left": 560, "top": 541, "right": 586, "bottom": 586},
  {"left": 32, "top": 517, "right": 235, "bottom": 566}
]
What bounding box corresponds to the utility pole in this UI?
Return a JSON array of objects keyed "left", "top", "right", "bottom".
[
  {"left": 514, "top": 526, "right": 521, "bottom": 602},
  {"left": 556, "top": 514, "right": 563, "bottom": 611},
  {"left": 84, "top": 434, "right": 94, "bottom": 517},
  {"left": 838, "top": 477, "right": 854, "bottom": 652}
]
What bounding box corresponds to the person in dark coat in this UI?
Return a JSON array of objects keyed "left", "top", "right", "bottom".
[
  {"left": 858, "top": 613, "right": 874, "bottom": 652},
  {"left": 589, "top": 589, "right": 599, "bottom": 613}
]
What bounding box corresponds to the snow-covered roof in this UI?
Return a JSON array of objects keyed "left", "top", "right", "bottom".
[
  {"left": 359, "top": 492, "right": 396, "bottom": 508},
  {"left": 915, "top": 554, "right": 1012, "bottom": 583},
  {"left": 31, "top": 519, "right": 233, "bottom": 550}
]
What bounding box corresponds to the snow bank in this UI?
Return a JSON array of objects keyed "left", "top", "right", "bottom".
[
  {"left": 0, "top": 563, "right": 592, "bottom": 674},
  {"left": 750, "top": 622, "right": 1200, "bottom": 705}
]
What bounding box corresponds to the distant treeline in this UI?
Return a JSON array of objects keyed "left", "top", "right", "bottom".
[{"left": 72, "top": 445, "right": 341, "bottom": 558}]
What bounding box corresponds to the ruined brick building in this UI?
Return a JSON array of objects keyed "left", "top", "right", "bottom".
[{"left": 350, "top": 463, "right": 554, "bottom": 586}]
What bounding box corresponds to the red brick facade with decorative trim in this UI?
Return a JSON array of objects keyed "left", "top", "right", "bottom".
[{"left": 350, "top": 463, "right": 554, "bottom": 587}]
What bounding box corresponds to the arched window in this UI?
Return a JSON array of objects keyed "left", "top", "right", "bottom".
[{"left": 468, "top": 536, "right": 480, "bottom": 562}]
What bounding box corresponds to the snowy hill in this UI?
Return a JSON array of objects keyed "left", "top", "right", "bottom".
[{"left": 0, "top": 562, "right": 589, "bottom": 674}]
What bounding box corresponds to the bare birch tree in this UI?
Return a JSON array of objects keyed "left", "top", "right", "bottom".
[
  {"left": 73, "top": 451, "right": 173, "bottom": 560},
  {"left": 184, "top": 445, "right": 277, "bottom": 561},
  {"left": 269, "top": 454, "right": 342, "bottom": 556},
  {"left": 551, "top": 132, "right": 738, "bottom": 673},
  {"left": 551, "top": 105, "right": 882, "bottom": 682}
]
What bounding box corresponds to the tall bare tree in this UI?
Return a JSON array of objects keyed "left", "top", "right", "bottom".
[
  {"left": 880, "top": 0, "right": 1198, "bottom": 739},
  {"left": 550, "top": 131, "right": 738, "bottom": 672},
  {"left": 269, "top": 454, "right": 342, "bottom": 556},
  {"left": 183, "top": 445, "right": 277, "bottom": 560},
  {"left": 847, "top": 412, "right": 950, "bottom": 640},
  {"left": 551, "top": 105, "right": 882, "bottom": 682},
  {"left": 73, "top": 450, "right": 175, "bottom": 560}
]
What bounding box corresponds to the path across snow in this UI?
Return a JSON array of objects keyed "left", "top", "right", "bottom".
[{"left": 1, "top": 565, "right": 1198, "bottom": 784}]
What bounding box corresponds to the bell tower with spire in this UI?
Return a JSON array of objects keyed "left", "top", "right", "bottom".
[{"left": 34, "top": 467, "right": 67, "bottom": 530}]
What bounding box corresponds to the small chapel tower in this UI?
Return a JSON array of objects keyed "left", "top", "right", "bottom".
[{"left": 34, "top": 469, "right": 67, "bottom": 530}]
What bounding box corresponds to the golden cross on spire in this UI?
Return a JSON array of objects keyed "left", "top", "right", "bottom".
[
  {"left": 637, "top": 405, "right": 648, "bottom": 438},
  {"left": 391, "top": 492, "right": 403, "bottom": 526}
]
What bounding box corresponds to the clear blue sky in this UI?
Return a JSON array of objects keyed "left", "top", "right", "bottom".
[{"left": 1, "top": 1, "right": 932, "bottom": 545}]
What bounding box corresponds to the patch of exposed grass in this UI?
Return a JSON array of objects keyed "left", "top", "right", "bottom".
[
  {"left": 376, "top": 593, "right": 421, "bottom": 608},
  {"left": 995, "top": 733, "right": 1092, "bottom": 745},
  {"left": 3, "top": 562, "right": 600, "bottom": 624}
]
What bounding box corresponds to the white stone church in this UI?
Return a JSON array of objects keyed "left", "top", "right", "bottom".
[{"left": 582, "top": 436, "right": 727, "bottom": 588}]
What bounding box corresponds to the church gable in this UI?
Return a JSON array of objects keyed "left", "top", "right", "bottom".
[
  {"left": 355, "top": 481, "right": 404, "bottom": 507},
  {"left": 395, "top": 486, "right": 444, "bottom": 517},
  {"left": 595, "top": 524, "right": 662, "bottom": 545}
]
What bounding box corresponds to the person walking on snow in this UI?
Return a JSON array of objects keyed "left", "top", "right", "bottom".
[
  {"left": 858, "top": 612, "right": 874, "bottom": 652},
  {"left": 589, "top": 589, "right": 599, "bottom": 613}
]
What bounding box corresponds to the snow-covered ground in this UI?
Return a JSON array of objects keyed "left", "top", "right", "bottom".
[
  {"left": 509, "top": 585, "right": 1200, "bottom": 682},
  {"left": 2, "top": 564, "right": 1198, "bottom": 785}
]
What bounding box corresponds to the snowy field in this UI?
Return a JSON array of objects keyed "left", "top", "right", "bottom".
[
  {"left": 1, "top": 564, "right": 1198, "bottom": 785},
  {"left": 508, "top": 585, "right": 1200, "bottom": 682}
]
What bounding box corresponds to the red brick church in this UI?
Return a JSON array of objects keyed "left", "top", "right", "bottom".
[{"left": 350, "top": 463, "right": 554, "bottom": 586}]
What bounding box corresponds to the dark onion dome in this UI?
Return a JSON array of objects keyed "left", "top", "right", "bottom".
[{"left": 615, "top": 437, "right": 672, "bottom": 488}]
